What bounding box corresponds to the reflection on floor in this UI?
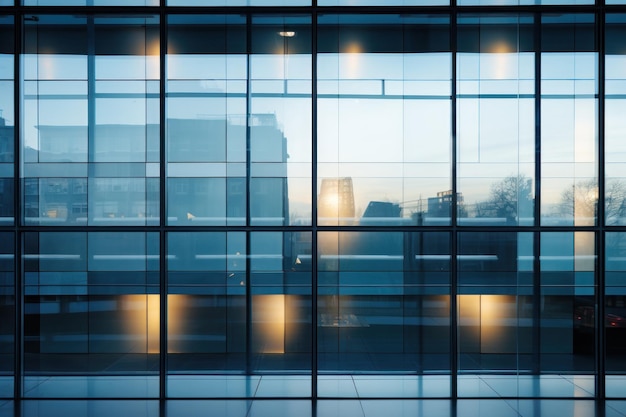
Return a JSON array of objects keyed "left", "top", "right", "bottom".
[
  {"left": 10, "top": 374, "right": 615, "bottom": 399},
  {"left": 0, "top": 400, "right": 625, "bottom": 417}
]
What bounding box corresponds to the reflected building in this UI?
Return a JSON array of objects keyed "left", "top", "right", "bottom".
[{"left": 318, "top": 177, "right": 355, "bottom": 223}]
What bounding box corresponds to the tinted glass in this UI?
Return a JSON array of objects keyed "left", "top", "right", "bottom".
[
  {"left": 22, "top": 15, "right": 160, "bottom": 226},
  {"left": 0, "top": 232, "right": 13, "bottom": 398},
  {"left": 318, "top": 15, "right": 451, "bottom": 226},
  {"left": 457, "top": 15, "right": 535, "bottom": 226},
  {"left": 318, "top": 231, "right": 451, "bottom": 397},
  {"left": 23, "top": 232, "right": 159, "bottom": 398},
  {"left": 0, "top": 15, "right": 13, "bottom": 225},
  {"left": 540, "top": 14, "right": 597, "bottom": 226}
]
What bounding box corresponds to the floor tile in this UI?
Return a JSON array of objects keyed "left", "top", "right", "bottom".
[
  {"left": 248, "top": 400, "right": 312, "bottom": 417},
  {"left": 353, "top": 376, "right": 450, "bottom": 398},
  {"left": 317, "top": 376, "right": 358, "bottom": 398},
  {"left": 254, "top": 376, "right": 311, "bottom": 398},
  {"left": 23, "top": 377, "right": 159, "bottom": 398},
  {"left": 505, "top": 399, "right": 596, "bottom": 417},
  {"left": 456, "top": 400, "right": 520, "bottom": 417},
  {"left": 20, "top": 400, "right": 159, "bottom": 417},
  {"left": 361, "top": 400, "right": 452, "bottom": 417},
  {"left": 167, "top": 376, "right": 261, "bottom": 398},
  {"left": 607, "top": 401, "right": 626, "bottom": 417},
  {"left": 166, "top": 400, "right": 251, "bottom": 417},
  {"left": 316, "top": 400, "right": 364, "bottom": 417}
]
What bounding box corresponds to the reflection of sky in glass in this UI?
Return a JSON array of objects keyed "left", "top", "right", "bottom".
[{"left": 18, "top": 16, "right": 626, "bottom": 225}]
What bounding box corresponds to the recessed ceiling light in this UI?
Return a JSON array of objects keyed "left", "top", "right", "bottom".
[{"left": 278, "top": 31, "right": 296, "bottom": 38}]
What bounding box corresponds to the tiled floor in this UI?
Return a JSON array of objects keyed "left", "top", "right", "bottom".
[
  {"left": 0, "top": 400, "right": 625, "bottom": 417},
  {"left": 14, "top": 374, "right": 612, "bottom": 398},
  {"left": 2, "top": 375, "right": 624, "bottom": 416}
]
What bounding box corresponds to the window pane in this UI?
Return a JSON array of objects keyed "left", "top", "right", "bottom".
[
  {"left": 250, "top": 16, "right": 312, "bottom": 226},
  {"left": 606, "top": 14, "right": 626, "bottom": 226},
  {"left": 541, "top": 232, "right": 595, "bottom": 387},
  {"left": 0, "top": 232, "right": 13, "bottom": 398},
  {"left": 457, "top": 15, "right": 535, "bottom": 226},
  {"left": 606, "top": 232, "right": 626, "bottom": 397},
  {"left": 540, "top": 14, "right": 597, "bottom": 226},
  {"left": 23, "top": 232, "right": 159, "bottom": 398},
  {"left": 21, "top": 15, "right": 160, "bottom": 226},
  {"left": 457, "top": 232, "right": 535, "bottom": 396},
  {"left": 318, "top": 231, "right": 451, "bottom": 398},
  {"left": 167, "top": 232, "right": 311, "bottom": 398},
  {"left": 318, "top": 15, "right": 451, "bottom": 226},
  {"left": 0, "top": 15, "right": 13, "bottom": 225}
]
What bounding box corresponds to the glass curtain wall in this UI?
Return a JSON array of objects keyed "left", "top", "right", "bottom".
[{"left": 1, "top": 6, "right": 623, "bottom": 400}]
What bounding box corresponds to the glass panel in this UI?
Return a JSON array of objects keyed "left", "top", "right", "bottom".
[
  {"left": 250, "top": 16, "right": 312, "bottom": 226},
  {"left": 318, "top": 15, "right": 451, "bottom": 227},
  {"left": 21, "top": 15, "right": 160, "bottom": 226},
  {"left": 318, "top": 231, "right": 451, "bottom": 398},
  {"left": 541, "top": 14, "right": 597, "bottom": 226},
  {"left": 0, "top": 15, "right": 13, "bottom": 225},
  {"left": 606, "top": 232, "right": 626, "bottom": 397},
  {"left": 166, "top": 15, "right": 247, "bottom": 227},
  {"left": 457, "top": 15, "right": 535, "bottom": 226},
  {"left": 167, "top": 232, "right": 311, "bottom": 398},
  {"left": 540, "top": 232, "right": 595, "bottom": 395},
  {"left": 0, "top": 232, "right": 13, "bottom": 398},
  {"left": 23, "top": 232, "right": 159, "bottom": 398},
  {"left": 457, "top": 232, "right": 535, "bottom": 397},
  {"left": 606, "top": 14, "right": 626, "bottom": 226}
]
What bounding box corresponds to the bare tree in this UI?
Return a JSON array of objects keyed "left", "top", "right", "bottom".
[
  {"left": 605, "top": 180, "right": 626, "bottom": 225},
  {"left": 475, "top": 174, "right": 533, "bottom": 223},
  {"left": 555, "top": 179, "right": 598, "bottom": 223},
  {"left": 553, "top": 179, "right": 626, "bottom": 225}
]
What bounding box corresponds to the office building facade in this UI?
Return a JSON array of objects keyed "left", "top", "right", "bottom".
[{"left": 0, "top": 1, "right": 625, "bottom": 401}]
